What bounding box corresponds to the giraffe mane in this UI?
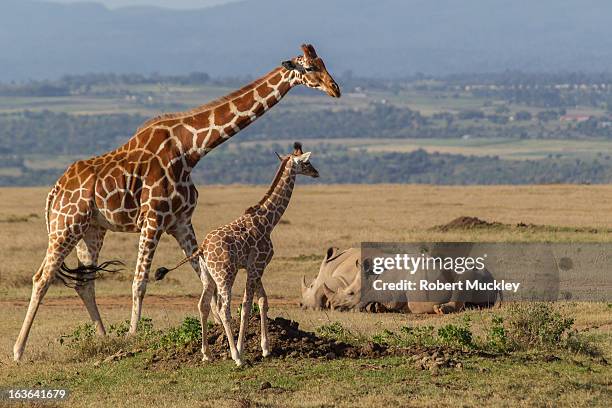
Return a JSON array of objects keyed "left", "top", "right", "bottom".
[
  {"left": 244, "top": 155, "right": 291, "bottom": 215},
  {"left": 136, "top": 67, "right": 284, "bottom": 132}
]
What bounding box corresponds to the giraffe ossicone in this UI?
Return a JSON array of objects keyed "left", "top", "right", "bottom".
[
  {"left": 13, "top": 44, "right": 340, "bottom": 362},
  {"left": 157, "top": 142, "right": 319, "bottom": 366}
]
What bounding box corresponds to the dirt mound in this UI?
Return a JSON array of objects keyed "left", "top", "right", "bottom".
[
  {"left": 147, "top": 316, "right": 390, "bottom": 369},
  {"left": 435, "top": 216, "right": 604, "bottom": 234},
  {"left": 134, "top": 316, "right": 483, "bottom": 371},
  {"left": 436, "top": 216, "right": 502, "bottom": 231}
]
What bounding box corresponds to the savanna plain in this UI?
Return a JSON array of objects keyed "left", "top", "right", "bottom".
[{"left": 0, "top": 184, "right": 611, "bottom": 407}]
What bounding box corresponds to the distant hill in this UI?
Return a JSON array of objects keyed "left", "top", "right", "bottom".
[{"left": 3, "top": 0, "right": 612, "bottom": 80}]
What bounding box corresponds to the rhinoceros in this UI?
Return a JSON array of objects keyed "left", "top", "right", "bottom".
[
  {"left": 300, "top": 247, "right": 361, "bottom": 309},
  {"left": 301, "top": 247, "right": 501, "bottom": 314}
]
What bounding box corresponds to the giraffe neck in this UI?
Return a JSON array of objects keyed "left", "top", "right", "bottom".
[
  {"left": 171, "top": 67, "right": 299, "bottom": 167},
  {"left": 254, "top": 158, "right": 296, "bottom": 229}
]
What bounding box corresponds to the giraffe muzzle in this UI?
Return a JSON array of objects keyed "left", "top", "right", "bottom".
[{"left": 326, "top": 82, "right": 341, "bottom": 98}]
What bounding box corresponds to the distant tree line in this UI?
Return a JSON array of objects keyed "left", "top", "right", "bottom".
[
  {"left": 0, "top": 111, "right": 146, "bottom": 155},
  {"left": 5, "top": 71, "right": 612, "bottom": 107},
  {"left": 2, "top": 107, "right": 612, "bottom": 160},
  {"left": 2, "top": 144, "right": 611, "bottom": 187},
  {"left": 0, "top": 72, "right": 245, "bottom": 97}
]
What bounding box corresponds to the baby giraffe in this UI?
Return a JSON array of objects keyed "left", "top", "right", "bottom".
[{"left": 155, "top": 142, "right": 319, "bottom": 366}]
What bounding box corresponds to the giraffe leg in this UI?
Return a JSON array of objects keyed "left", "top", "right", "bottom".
[
  {"left": 236, "top": 274, "right": 257, "bottom": 358},
  {"left": 129, "top": 222, "right": 162, "bottom": 335},
  {"left": 197, "top": 258, "right": 214, "bottom": 362},
  {"left": 216, "top": 276, "right": 242, "bottom": 367},
  {"left": 209, "top": 288, "right": 222, "bottom": 325},
  {"left": 75, "top": 225, "right": 107, "bottom": 336},
  {"left": 256, "top": 281, "right": 271, "bottom": 358},
  {"left": 170, "top": 223, "right": 221, "bottom": 325},
  {"left": 14, "top": 234, "right": 80, "bottom": 361}
]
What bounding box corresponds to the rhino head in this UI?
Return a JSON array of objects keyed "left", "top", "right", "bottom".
[
  {"left": 300, "top": 247, "right": 361, "bottom": 309},
  {"left": 322, "top": 263, "right": 363, "bottom": 311}
]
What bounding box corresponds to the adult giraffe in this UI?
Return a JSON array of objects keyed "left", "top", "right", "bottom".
[{"left": 14, "top": 44, "right": 340, "bottom": 361}]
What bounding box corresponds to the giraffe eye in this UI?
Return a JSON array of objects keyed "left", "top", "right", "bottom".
[{"left": 304, "top": 66, "right": 317, "bottom": 72}]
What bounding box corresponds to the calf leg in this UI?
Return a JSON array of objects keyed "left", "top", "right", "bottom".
[
  {"left": 170, "top": 223, "right": 222, "bottom": 325},
  {"left": 236, "top": 274, "right": 257, "bottom": 358},
  {"left": 256, "top": 281, "right": 271, "bottom": 357},
  {"left": 197, "top": 259, "right": 214, "bottom": 362},
  {"left": 212, "top": 266, "right": 242, "bottom": 366}
]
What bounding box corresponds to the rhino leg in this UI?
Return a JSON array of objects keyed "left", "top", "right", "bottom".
[{"left": 432, "top": 301, "right": 465, "bottom": 315}]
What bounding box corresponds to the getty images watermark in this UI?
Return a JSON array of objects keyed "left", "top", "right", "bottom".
[
  {"left": 360, "top": 242, "right": 612, "bottom": 305},
  {"left": 371, "top": 252, "right": 520, "bottom": 294}
]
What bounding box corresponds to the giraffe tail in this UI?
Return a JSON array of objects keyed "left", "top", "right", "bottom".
[
  {"left": 154, "top": 249, "right": 202, "bottom": 281},
  {"left": 45, "top": 184, "right": 60, "bottom": 234},
  {"left": 55, "top": 260, "right": 125, "bottom": 288}
]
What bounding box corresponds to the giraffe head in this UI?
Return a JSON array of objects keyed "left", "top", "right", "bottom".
[
  {"left": 282, "top": 44, "right": 341, "bottom": 98},
  {"left": 277, "top": 142, "right": 320, "bottom": 178}
]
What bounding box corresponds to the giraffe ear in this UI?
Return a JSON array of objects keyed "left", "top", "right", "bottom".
[{"left": 301, "top": 44, "right": 318, "bottom": 60}]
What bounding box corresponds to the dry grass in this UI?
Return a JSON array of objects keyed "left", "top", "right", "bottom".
[
  {"left": 1, "top": 184, "right": 611, "bottom": 300},
  {"left": 0, "top": 185, "right": 611, "bottom": 407}
]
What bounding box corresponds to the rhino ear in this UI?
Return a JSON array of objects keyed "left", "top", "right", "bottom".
[{"left": 325, "top": 247, "right": 339, "bottom": 261}]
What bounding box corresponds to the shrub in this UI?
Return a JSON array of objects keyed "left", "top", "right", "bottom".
[
  {"left": 486, "top": 315, "right": 508, "bottom": 352},
  {"left": 107, "top": 317, "right": 154, "bottom": 339},
  {"left": 157, "top": 316, "right": 202, "bottom": 348},
  {"left": 564, "top": 331, "right": 602, "bottom": 357},
  {"left": 505, "top": 303, "right": 574, "bottom": 350},
  {"left": 437, "top": 317, "right": 474, "bottom": 349},
  {"left": 237, "top": 303, "right": 260, "bottom": 318},
  {"left": 315, "top": 322, "right": 355, "bottom": 343},
  {"left": 58, "top": 317, "right": 156, "bottom": 360},
  {"left": 372, "top": 325, "right": 436, "bottom": 347},
  {"left": 371, "top": 329, "right": 401, "bottom": 345},
  {"left": 59, "top": 322, "right": 130, "bottom": 361}
]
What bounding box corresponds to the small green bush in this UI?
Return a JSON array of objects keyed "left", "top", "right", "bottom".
[
  {"left": 58, "top": 317, "right": 157, "bottom": 360},
  {"left": 400, "top": 325, "right": 437, "bottom": 347},
  {"left": 107, "top": 317, "right": 155, "bottom": 338},
  {"left": 371, "top": 329, "right": 401, "bottom": 345},
  {"left": 486, "top": 315, "right": 508, "bottom": 352},
  {"left": 437, "top": 318, "right": 474, "bottom": 349},
  {"left": 157, "top": 316, "right": 202, "bottom": 348},
  {"left": 58, "top": 323, "right": 96, "bottom": 348},
  {"left": 315, "top": 322, "right": 355, "bottom": 342},
  {"left": 237, "top": 303, "right": 260, "bottom": 318},
  {"left": 59, "top": 322, "right": 131, "bottom": 360},
  {"left": 372, "top": 325, "right": 437, "bottom": 348},
  {"left": 505, "top": 303, "right": 574, "bottom": 350}
]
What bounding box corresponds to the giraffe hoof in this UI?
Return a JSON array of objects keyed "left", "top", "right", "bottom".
[{"left": 262, "top": 350, "right": 271, "bottom": 358}]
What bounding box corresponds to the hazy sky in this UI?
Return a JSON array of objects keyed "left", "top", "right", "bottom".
[{"left": 41, "top": 0, "right": 239, "bottom": 9}]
